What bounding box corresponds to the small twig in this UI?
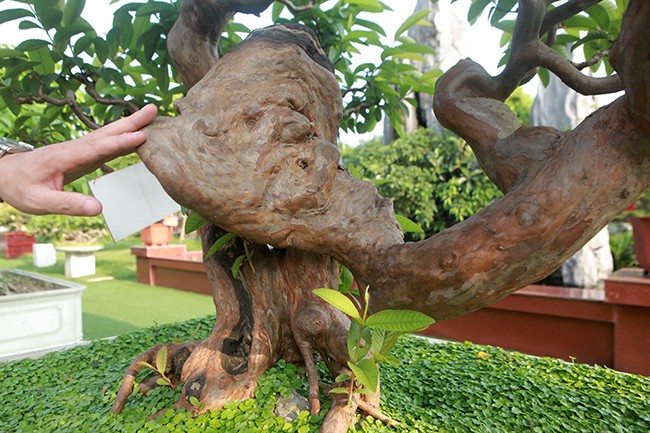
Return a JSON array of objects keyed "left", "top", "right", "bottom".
[
  {"left": 571, "top": 50, "right": 609, "bottom": 70},
  {"left": 342, "top": 102, "right": 375, "bottom": 118},
  {"left": 16, "top": 85, "right": 100, "bottom": 130},
  {"left": 535, "top": 41, "right": 622, "bottom": 94},
  {"left": 72, "top": 74, "right": 139, "bottom": 114},
  {"left": 342, "top": 84, "right": 369, "bottom": 98},
  {"left": 277, "top": 0, "right": 314, "bottom": 13},
  {"left": 66, "top": 90, "right": 101, "bottom": 130}
]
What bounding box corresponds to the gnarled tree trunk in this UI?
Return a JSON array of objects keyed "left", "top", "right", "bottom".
[{"left": 113, "top": 0, "right": 650, "bottom": 431}]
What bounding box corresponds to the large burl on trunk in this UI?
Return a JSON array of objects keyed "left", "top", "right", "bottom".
[{"left": 112, "top": 1, "right": 650, "bottom": 431}]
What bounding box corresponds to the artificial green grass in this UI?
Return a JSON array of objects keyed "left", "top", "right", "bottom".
[
  {"left": 0, "top": 317, "right": 648, "bottom": 433},
  {"left": 0, "top": 240, "right": 214, "bottom": 340}
]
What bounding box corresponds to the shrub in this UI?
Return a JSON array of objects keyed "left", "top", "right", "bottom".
[
  {"left": 343, "top": 129, "right": 502, "bottom": 240},
  {"left": 0, "top": 204, "right": 107, "bottom": 243},
  {"left": 1, "top": 316, "right": 648, "bottom": 433},
  {"left": 610, "top": 230, "right": 637, "bottom": 270}
]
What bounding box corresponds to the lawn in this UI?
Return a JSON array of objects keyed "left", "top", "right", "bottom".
[{"left": 0, "top": 239, "right": 214, "bottom": 340}]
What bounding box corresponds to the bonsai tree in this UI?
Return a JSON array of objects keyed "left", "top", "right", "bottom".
[{"left": 2, "top": 0, "right": 649, "bottom": 432}]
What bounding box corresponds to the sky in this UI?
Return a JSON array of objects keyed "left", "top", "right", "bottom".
[{"left": 0, "top": 0, "right": 510, "bottom": 144}]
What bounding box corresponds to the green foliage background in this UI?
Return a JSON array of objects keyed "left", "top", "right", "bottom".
[
  {"left": 343, "top": 129, "right": 503, "bottom": 240},
  {"left": 1, "top": 316, "right": 648, "bottom": 433}
]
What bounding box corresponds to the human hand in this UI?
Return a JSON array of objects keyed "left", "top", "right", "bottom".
[{"left": 0, "top": 104, "right": 158, "bottom": 216}]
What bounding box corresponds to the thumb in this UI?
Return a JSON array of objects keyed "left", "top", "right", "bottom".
[{"left": 33, "top": 190, "right": 103, "bottom": 216}]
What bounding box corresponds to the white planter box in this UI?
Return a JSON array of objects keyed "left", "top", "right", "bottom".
[{"left": 0, "top": 269, "right": 86, "bottom": 359}]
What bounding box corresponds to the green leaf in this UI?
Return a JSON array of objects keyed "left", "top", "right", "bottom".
[
  {"left": 0, "top": 48, "right": 28, "bottom": 59},
  {"left": 329, "top": 387, "right": 349, "bottom": 394},
  {"left": 73, "top": 35, "right": 94, "bottom": 56},
  {"left": 93, "top": 37, "right": 108, "bottom": 63},
  {"left": 0, "top": 88, "right": 21, "bottom": 116},
  {"left": 63, "top": 0, "right": 85, "bottom": 26},
  {"left": 345, "top": 0, "right": 388, "bottom": 13},
  {"left": 18, "top": 20, "right": 42, "bottom": 30},
  {"left": 394, "top": 9, "right": 430, "bottom": 39},
  {"left": 348, "top": 358, "right": 379, "bottom": 394},
  {"left": 335, "top": 373, "right": 351, "bottom": 383},
  {"left": 185, "top": 212, "right": 206, "bottom": 235},
  {"left": 231, "top": 254, "right": 246, "bottom": 278},
  {"left": 156, "top": 377, "right": 169, "bottom": 386},
  {"left": 33, "top": 1, "right": 63, "bottom": 30},
  {"left": 0, "top": 8, "right": 33, "bottom": 25},
  {"left": 338, "top": 264, "right": 354, "bottom": 292},
  {"left": 313, "top": 288, "right": 361, "bottom": 321},
  {"left": 347, "top": 164, "right": 364, "bottom": 180},
  {"left": 203, "top": 232, "right": 236, "bottom": 261},
  {"left": 355, "top": 18, "right": 386, "bottom": 37},
  {"left": 538, "top": 67, "right": 550, "bottom": 87},
  {"left": 370, "top": 328, "right": 386, "bottom": 356},
  {"left": 53, "top": 22, "right": 93, "bottom": 43},
  {"left": 188, "top": 396, "right": 200, "bottom": 407},
  {"left": 366, "top": 309, "right": 434, "bottom": 332},
  {"left": 135, "top": 1, "right": 177, "bottom": 17},
  {"left": 156, "top": 346, "right": 168, "bottom": 374},
  {"left": 467, "top": 0, "right": 491, "bottom": 24},
  {"left": 137, "top": 361, "right": 156, "bottom": 371},
  {"left": 395, "top": 214, "right": 424, "bottom": 234},
  {"left": 14, "top": 39, "right": 50, "bottom": 52},
  {"left": 271, "top": 1, "right": 284, "bottom": 22}
]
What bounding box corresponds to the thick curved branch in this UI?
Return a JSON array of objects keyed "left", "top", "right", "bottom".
[
  {"left": 493, "top": 0, "right": 548, "bottom": 98},
  {"left": 167, "top": 0, "right": 273, "bottom": 89},
  {"left": 610, "top": 0, "right": 650, "bottom": 131},
  {"left": 540, "top": 0, "right": 601, "bottom": 35},
  {"left": 140, "top": 7, "right": 650, "bottom": 326}
]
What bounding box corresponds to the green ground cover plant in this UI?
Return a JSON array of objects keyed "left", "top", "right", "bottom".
[{"left": 1, "top": 316, "right": 648, "bottom": 433}]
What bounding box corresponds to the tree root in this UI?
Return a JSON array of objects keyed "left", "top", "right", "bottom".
[{"left": 111, "top": 342, "right": 199, "bottom": 414}]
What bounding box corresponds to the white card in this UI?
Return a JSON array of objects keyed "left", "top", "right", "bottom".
[{"left": 89, "top": 162, "right": 180, "bottom": 242}]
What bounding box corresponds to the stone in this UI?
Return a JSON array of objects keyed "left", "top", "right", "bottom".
[
  {"left": 561, "top": 227, "right": 614, "bottom": 288},
  {"left": 273, "top": 389, "right": 309, "bottom": 421}
]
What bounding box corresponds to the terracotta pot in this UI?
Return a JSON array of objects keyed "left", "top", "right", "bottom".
[
  {"left": 629, "top": 216, "right": 650, "bottom": 274},
  {"left": 141, "top": 224, "right": 172, "bottom": 246}
]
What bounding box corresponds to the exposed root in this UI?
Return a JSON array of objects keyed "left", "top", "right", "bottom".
[
  {"left": 111, "top": 342, "right": 198, "bottom": 414},
  {"left": 320, "top": 393, "right": 359, "bottom": 433},
  {"left": 357, "top": 399, "right": 399, "bottom": 427}
]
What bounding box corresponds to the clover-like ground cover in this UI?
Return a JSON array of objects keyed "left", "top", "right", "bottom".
[{"left": 1, "top": 315, "right": 648, "bottom": 433}]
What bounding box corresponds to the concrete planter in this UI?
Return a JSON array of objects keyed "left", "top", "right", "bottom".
[
  {"left": 32, "top": 242, "right": 57, "bottom": 267},
  {"left": 0, "top": 269, "right": 86, "bottom": 359}
]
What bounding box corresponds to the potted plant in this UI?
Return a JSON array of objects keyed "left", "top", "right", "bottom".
[
  {"left": 0, "top": 269, "right": 86, "bottom": 359},
  {"left": 140, "top": 223, "right": 172, "bottom": 246}
]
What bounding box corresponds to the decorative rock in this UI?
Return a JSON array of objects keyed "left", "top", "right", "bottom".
[
  {"left": 273, "top": 389, "right": 309, "bottom": 421},
  {"left": 562, "top": 227, "right": 614, "bottom": 289}
]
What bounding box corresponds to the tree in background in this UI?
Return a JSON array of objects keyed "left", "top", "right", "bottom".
[
  {"left": 1, "top": 1, "right": 648, "bottom": 432},
  {"left": 343, "top": 129, "right": 503, "bottom": 240}
]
